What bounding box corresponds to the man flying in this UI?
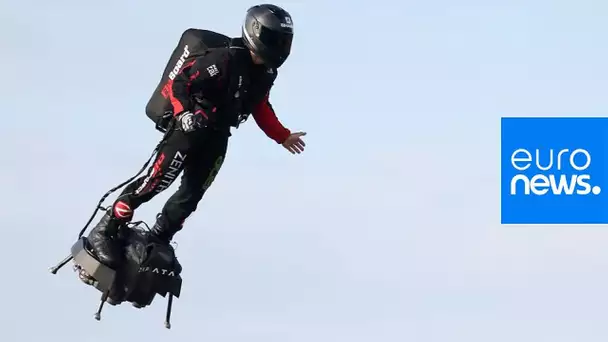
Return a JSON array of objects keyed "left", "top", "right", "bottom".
[{"left": 86, "top": 4, "right": 306, "bottom": 272}]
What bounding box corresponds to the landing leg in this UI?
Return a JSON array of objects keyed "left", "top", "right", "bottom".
[
  {"left": 164, "top": 293, "right": 173, "bottom": 329},
  {"left": 94, "top": 289, "right": 110, "bottom": 321},
  {"left": 49, "top": 254, "right": 74, "bottom": 274}
]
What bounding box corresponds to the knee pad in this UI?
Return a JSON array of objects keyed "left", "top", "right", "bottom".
[{"left": 113, "top": 200, "right": 133, "bottom": 221}]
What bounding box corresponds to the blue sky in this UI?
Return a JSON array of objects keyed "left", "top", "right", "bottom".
[{"left": 2, "top": 0, "right": 608, "bottom": 341}]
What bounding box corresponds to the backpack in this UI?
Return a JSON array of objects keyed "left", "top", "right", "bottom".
[{"left": 145, "top": 29, "right": 232, "bottom": 132}]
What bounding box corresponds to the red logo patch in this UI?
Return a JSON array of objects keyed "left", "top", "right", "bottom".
[{"left": 113, "top": 201, "right": 133, "bottom": 219}]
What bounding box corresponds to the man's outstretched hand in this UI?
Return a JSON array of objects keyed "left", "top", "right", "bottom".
[{"left": 282, "top": 132, "right": 306, "bottom": 154}]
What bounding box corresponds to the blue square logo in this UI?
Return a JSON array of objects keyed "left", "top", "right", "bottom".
[{"left": 501, "top": 117, "right": 608, "bottom": 224}]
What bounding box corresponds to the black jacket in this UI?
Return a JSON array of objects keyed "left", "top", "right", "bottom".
[{"left": 164, "top": 38, "right": 278, "bottom": 129}]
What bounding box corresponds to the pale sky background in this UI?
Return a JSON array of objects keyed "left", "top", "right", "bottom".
[{"left": 2, "top": 0, "right": 608, "bottom": 341}]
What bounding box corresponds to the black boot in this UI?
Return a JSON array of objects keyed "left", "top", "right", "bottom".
[
  {"left": 149, "top": 213, "right": 183, "bottom": 275},
  {"left": 86, "top": 210, "right": 124, "bottom": 268},
  {"left": 87, "top": 209, "right": 129, "bottom": 305},
  {"left": 148, "top": 213, "right": 178, "bottom": 245}
]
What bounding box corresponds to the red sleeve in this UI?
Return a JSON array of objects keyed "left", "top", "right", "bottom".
[{"left": 251, "top": 93, "right": 291, "bottom": 144}]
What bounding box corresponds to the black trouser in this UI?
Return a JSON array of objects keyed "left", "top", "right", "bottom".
[{"left": 110, "top": 126, "right": 229, "bottom": 237}]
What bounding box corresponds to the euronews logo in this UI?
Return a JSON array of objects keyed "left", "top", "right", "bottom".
[{"left": 509, "top": 148, "right": 601, "bottom": 196}]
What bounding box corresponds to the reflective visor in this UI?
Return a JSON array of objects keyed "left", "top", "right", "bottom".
[{"left": 258, "top": 26, "right": 293, "bottom": 55}]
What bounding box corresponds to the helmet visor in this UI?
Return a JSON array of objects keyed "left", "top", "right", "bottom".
[{"left": 258, "top": 26, "right": 293, "bottom": 57}]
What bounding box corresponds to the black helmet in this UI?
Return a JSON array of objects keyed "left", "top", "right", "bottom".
[{"left": 242, "top": 4, "right": 294, "bottom": 69}]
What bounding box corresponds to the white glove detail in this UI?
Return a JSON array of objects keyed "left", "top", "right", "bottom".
[{"left": 177, "top": 111, "right": 200, "bottom": 132}]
